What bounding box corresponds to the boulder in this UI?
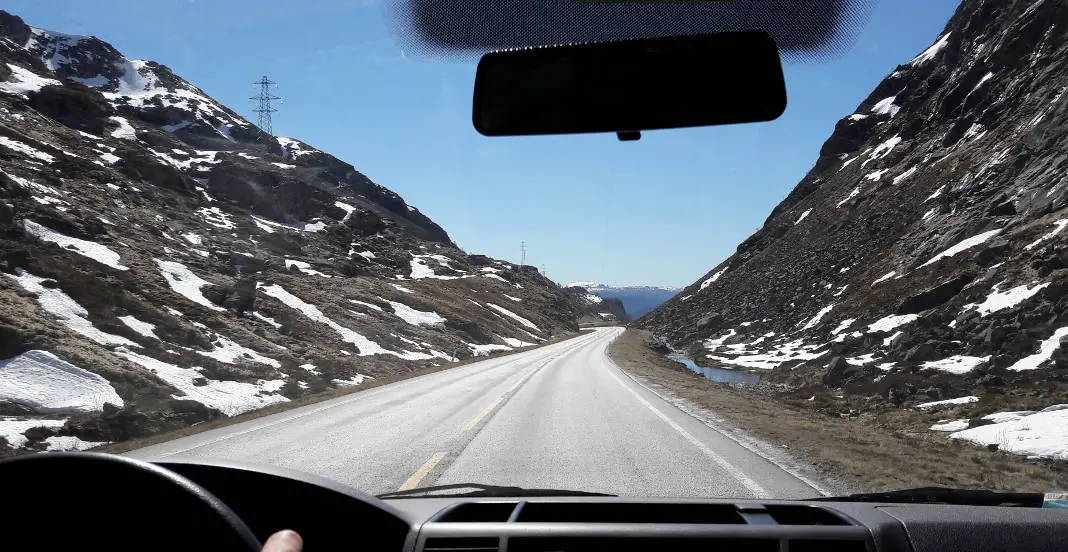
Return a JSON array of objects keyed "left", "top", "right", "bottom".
[
  {"left": 823, "top": 356, "right": 860, "bottom": 386},
  {"left": 896, "top": 273, "right": 975, "bottom": 314},
  {"left": 904, "top": 341, "right": 939, "bottom": 362},
  {"left": 222, "top": 276, "right": 257, "bottom": 313}
]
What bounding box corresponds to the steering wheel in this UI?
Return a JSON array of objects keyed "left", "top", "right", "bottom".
[{"left": 0, "top": 452, "right": 261, "bottom": 552}]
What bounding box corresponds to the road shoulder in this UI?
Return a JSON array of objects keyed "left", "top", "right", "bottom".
[{"left": 608, "top": 329, "right": 1068, "bottom": 493}]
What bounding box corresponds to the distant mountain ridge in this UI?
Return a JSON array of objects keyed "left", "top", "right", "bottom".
[{"left": 567, "top": 282, "right": 680, "bottom": 319}]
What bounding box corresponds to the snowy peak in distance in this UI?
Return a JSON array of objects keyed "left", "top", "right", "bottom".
[{"left": 567, "top": 282, "right": 680, "bottom": 319}]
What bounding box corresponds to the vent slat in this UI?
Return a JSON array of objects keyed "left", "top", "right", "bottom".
[{"left": 423, "top": 537, "right": 500, "bottom": 552}]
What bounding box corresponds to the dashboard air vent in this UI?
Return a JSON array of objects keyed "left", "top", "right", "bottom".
[
  {"left": 423, "top": 537, "right": 500, "bottom": 552},
  {"left": 435, "top": 502, "right": 519, "bottom": 522},
  {"left": 514, "top": 502, "right": 746, "bottom": 523},
  {"left": 510, "top": 537, "right": 779, "bottom": 552}
]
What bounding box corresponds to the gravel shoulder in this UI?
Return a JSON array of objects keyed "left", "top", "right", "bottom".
[{"left": 609, "top": 329, "right": 1068, "bottom": 493}]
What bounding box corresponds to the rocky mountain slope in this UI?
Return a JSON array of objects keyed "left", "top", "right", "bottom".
[
  {"left": 0, "top": 11, "right": 580, "bottom": 454},
  {"left": 640, "top": 0, "right": 1068, "bottom": 456},
  {"left": 562, "top": 285, "right": 630, "bottom": 325},
  {"left": 570, "top": 282, "right": 679, "bottom": 319}
]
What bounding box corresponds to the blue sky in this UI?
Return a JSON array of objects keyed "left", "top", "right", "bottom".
[{"left": 9, "top": 0, "right": 960, "bottom": 288}]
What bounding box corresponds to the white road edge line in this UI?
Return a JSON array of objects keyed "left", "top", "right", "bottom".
[
  {"left": 601, "top": 334, "right": 833, "bottom": 497},
  {"left": 398, "top": 451, "right": 447, "bottom": 491},
  {"left": 601, "top": 353, "right": 770, "bottom": 498}
]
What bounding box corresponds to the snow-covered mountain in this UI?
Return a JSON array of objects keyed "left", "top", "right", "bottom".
[
  {"left": 567, "top": 282, "right": 680, "bottom": 319},
  {"left": 641, "top": 0, "right": 1068, "bottom": 427},
  {"left": 0, "top": 11, "right": 580, "bottom": 454}
]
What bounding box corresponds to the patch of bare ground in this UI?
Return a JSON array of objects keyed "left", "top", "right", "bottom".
[
  {"left": 96, "top": 329, "right": 591, "bottom": 454},
  {"left": 608, "top": 329, "right": 1068, "bottom": 493}
]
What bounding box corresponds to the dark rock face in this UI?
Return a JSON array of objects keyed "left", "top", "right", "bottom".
[
  {"left": 27, "top": 83, "right": 113, "bottom": 134},
  {"left": 0, "top": 9, "right": 582, "bottom": 453},
  {"left": 641, "top": 0, "right": 1068, "bottom": 402}
]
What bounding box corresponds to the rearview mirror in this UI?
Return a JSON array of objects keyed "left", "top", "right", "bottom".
[{"left": 473, "top": 31, "right": 787, "bottom": 140}]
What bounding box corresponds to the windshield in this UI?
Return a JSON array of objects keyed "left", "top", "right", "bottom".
[{"left": 0, "top": 0, "right": 1066, "bottom": 498}]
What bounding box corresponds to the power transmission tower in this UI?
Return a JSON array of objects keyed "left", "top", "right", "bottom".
[
  {"left": 541, "top": 264, "right": 546, "bottom": 276},
  {"left": 251, "top": 76, "right": 281, "bottom": 135},
  {"left": 520, "top": 241, "right": 527, "bottom": 266}
]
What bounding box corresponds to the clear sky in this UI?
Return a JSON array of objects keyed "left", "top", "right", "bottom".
[{"left": 7, "top": 0, "right": 960, "bottom": 288}]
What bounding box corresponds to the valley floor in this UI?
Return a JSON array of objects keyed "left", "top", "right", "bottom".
[{"left": 608, "top": 329, "right": 1068, "bottom": 493}]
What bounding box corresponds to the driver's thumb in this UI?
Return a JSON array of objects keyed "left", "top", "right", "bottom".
[{"left": 263, "top": 530, "right": 303, "bottom": 552}]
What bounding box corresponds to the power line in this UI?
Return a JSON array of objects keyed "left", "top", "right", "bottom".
[{"left": 251, "top": 76, "right": 281, "bottom": 135}]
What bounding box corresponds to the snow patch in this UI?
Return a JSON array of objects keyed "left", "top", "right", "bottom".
[
  {"left": 930, "top": 420, "right": 969, "bottom": 432},
  {"left": 699, "top": 267, "right": 728, "bottom": 291},
  {"left": 1024, "top": 219, "right": 1068, "bottom": 250},
  {"left": 284, "top": 259, "right": 332, "bottom": 278},
  {"left": 0, "top": 417, "right": 67, "bottom": 449},
  {"left": 911, "top": 32, "right": 951, "bottom": 66},
  {"left": 922, "top": 355, "right": 990, "bottom": 375},
  {"left": 917, "top": 395, "right": 978, "bottom": 409},
  {"left": 950, "top": 406, "right": 1068, "bottom": 460},
  {"left": 6, "top": 269, "right": 140, "bottom": 347},
  {"left": 0, "top": 350, "right": 124, "bottom": 413},
  {"left": 197, "top": 335, "right": 281, "bottom": 368},
  {"left": 919, "top": 229, "right": 1002, "bottom": 268},
  {"left": 867, "top": 314, "right": 919, "bottom": 334},
  {"left": 118, "top": 315, "right": 158, "bottom": 339},
  {"left": 115, "top": 348, "right": 287, "bottom": 416},
  {"left": 24, "top": 220, "right": 128, "bottom": 270},
  {"left": 486, "top": 303, "right": 540, "bottom": 331},
  {"left": 871, "top": 96, "right": 901, "bottom": 117},
  {"left": 108, "top": 116, "right": 137, "bottom": 139},
  {"left": 0, "top": 136, "right": 56, "bottom": 163},
  {"left": 384, "top": 299, "right": 446, "bottom": 328},
  {"left": 154, "top": 259, "right": 226, "bottom": 312},
  {"left": 967, "top": 283, "right": 1050, "bottom": 317},
  {"left": 0, "top": 63, "right": 60, "bottom": 96},
  {"left": 801, "top": 304, "right": 835, "bottom": 330},
  {"left": 1006, "top": 327, "right": 1068, "bottom": 371}
]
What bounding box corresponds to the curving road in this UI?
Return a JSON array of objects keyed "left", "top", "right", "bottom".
[{"left": 128, "top": 327, "right": 821, "bottom": 498}]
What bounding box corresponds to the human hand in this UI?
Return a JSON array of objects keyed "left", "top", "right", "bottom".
[{"left": 262, "top": 530, "right": 303, "bottom": 552}]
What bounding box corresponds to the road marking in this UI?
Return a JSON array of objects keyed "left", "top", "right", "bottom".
[
  {"left": 129, "top": 333, "right": 603, "bottom": 458},
  {"left": 463, "top": 396, "right": 504, "bottom": 431},
  {"left": 602, "top": 361, "right": 770, "bottom": 498},
  {"left": 398, "top": 451, "right": 447, "bottom": 491},
  {"left": 462, "top": 344, "right": 574, "bottom": 432}
]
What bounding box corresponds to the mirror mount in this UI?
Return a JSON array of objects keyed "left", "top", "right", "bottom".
[{"left": 617, "top": 131, "right": 641, "bottom": 142}]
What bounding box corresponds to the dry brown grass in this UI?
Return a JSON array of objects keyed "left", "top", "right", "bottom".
[
  {"left": 97, "top": 329, "right": 592, "bottom": 454},
  {"left": 609, "top": 329, "right": 1068, "bottom": 493}
]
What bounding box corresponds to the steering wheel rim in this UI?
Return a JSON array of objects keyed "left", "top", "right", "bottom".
[{"left": 0, "top": 452, "right": 261, "bottom": 552}]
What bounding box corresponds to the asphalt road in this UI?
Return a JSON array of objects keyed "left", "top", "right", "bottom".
[{"left": 129, "top": 327, "right": 822, "bottom": 498}]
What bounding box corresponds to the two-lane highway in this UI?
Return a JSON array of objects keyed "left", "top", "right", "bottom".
[{"left": 129, "top": 327, "right": 821, "bottom": 498}]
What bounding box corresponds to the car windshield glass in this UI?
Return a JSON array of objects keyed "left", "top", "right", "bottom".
[{"left": 0, "top": 0, "right": 1066, "bottom": 498}]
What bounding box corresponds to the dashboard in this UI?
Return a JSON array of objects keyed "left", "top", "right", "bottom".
[{"left": 157, "top": 459, "right": 1068, "bottom": 552}]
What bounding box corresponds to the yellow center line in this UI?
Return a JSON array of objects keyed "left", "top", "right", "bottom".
[
  {"left": 463, "top": 396, "right": 503, "bottom": 431},
  {"left": 397, "top": 451, "right": 447, "bottom": 491}
]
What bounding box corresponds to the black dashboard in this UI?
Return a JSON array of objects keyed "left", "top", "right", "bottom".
[{"left": 156, "top": 459, "right": 1068, "bottom": 552}]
